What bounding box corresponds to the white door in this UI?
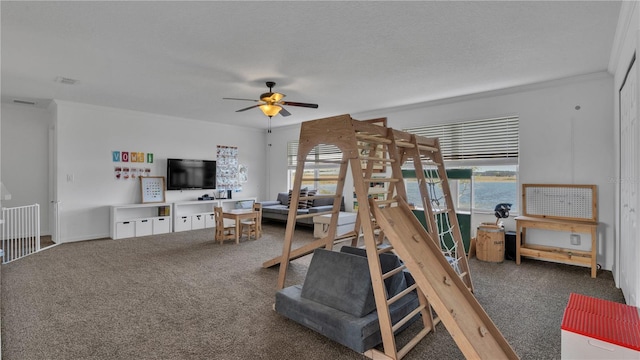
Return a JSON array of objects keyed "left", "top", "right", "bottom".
[{"left": 619, "top": 57, "right": 638, "bottom": 306}]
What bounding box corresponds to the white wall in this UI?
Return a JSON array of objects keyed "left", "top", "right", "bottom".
[
  {"left": 265, "top": 129, "right": 298, "bottom": 199},
  {"left": 0, "top": 103, "right": 52, "bottom": 235},
  {"left": 268, "top": 73, "right": 616, "bottom": 270},
  {"left": 54, "top": 101, "right": 266, "bottom": 242}
]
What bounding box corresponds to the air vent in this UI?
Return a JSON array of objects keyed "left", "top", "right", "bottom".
[
  {"left": 13, "top": 99, "right": 37, "bottom": 106},
  {"left": 55, "top": 76, "right": 78, "bottom": 85}
]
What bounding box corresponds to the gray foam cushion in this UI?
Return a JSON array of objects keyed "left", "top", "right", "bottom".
[
  {"left": 339, "top": 246, "right": 408, "bottom": 298},
  {"left": 301, "top": 249, "right": 376, "bottom": 318},
  {"left": 276, "top": 284, "right": 419, "bottom": 353}
]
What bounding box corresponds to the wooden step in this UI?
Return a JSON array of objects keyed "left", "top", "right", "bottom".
[
  {"left": 299, "top": 194, "right": 340, "bottom": 201},
  {"left": 392, "top": 303, "right": 426, "bottom": 332},
  {"left": 363, "top": 178, "right": 400, "bottom": 183},
  {"left": 359, "top": 156, "right": 395, "bottom": 163},
  {"left": 373, "top": 199, "right": 397, "bottom": 206},
  {"left": 382, "top": 264, "right": 407, "bottom": 280},
  {"left": 355, "top": 133, "right": 392, "bottom": 144},
  {"left": 303, "top": 159, "right": 346, "bottom": 164},
  {"left": 301, "top": 177, "right": 342, "bottom": 182},
  {"left": 377, "top": 246, "right": 395, "bottom": 255},
  {"left": 387, "top": 284, "right": 418, "bottom": 306}
]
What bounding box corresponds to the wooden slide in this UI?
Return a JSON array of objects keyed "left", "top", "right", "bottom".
[{"left": 370, "top": 197, "right": 519, "bottom": 360}]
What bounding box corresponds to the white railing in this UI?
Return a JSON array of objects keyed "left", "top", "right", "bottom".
[{"left": 1, "top": 203, "right": 40, "bottom": 263}]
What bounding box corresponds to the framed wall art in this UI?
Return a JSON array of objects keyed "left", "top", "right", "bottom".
[{"left": 140, "top": 176, "right": 166, "bottom": 203}]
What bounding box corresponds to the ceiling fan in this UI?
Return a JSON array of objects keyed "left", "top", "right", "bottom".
[{"left": 223, "top": 81, "right": 319, "bottom": 119}]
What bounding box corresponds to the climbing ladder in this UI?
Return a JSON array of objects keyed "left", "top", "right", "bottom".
[
  {"left": 397, "top": 135, "right": 474, "bottom": 292},
  {"left": 268, "top": 114, "right": 517, "bottom": 359}
]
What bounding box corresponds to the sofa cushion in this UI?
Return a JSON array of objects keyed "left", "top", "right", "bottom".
[
  {"left": 259, "top": 200, "right": 280, "bottom": 207},
  {"left": 263, "top": 204, "right": 290, "bottom": 215},
  {"left": 312, "top": 195, "right": 334, "bottom": 207},
  {"left": 301, "top": 249, "right": 376, "bottom": 318},
  {"left": 276, "top": 192, "right": 289, "bottom": 206},
  {"left": 339, "top": 246, "right": 407, "bottom": 298}
]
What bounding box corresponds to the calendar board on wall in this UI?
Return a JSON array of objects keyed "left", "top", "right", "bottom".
[
  {"left": 522, "top": 184, "right": 597, "bottom": 222},
  {"left": 140, "top": 176, "right": 166, "bottom": 203}
]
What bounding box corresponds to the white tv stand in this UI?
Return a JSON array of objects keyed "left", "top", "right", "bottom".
[
  {"left": 110, "top": 203, "right": 172, "bottom": 239},
  {"left": 110, "top": 198, "right": 257, "bottom": 239},
  {"left": 173, "top": 198, "right": 257, "bottom": 232},
  {"left": 173, "top": 200, "right": 218, "bottom": 232}
]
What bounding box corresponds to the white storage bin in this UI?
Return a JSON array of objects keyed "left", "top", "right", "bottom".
[
  {"left": 192, "top": 214, "right": 205, "bottom": 230},
  {"left": 135, "top": 219, "right": 153, "bottom": 237},
  {"left": 174, "top": 216, "right": 192, "bottom": 232},
  {"left": 562, "top": 330, "right": 639, "bottom": 359},
  {"left": 115, "top": 221, "right": 135, "bottom": 239},
  {"left": 561, "top": 293, "right": 640, "bottom": 360},
  {"left": 205, "top": 213, "right": 216, "bottom": 228},
  {"left": 153, "top": 217, "right": 171, "bottom": 234}
]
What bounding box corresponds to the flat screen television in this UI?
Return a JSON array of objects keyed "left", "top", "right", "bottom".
[{"left": 166, "top": 158, "right": 216, "bottom": 190}]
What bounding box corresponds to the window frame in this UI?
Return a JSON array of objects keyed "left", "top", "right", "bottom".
[{"left": 403, "top": 116, "right": 520, "bottom": 213}]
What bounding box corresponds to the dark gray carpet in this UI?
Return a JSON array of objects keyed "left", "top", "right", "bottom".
[{"left": 1, "top": 223, "right": 625, "bottom": 360}]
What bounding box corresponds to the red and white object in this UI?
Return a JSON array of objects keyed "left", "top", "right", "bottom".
[{"left": 561, "top": 293, "right": 640, "bottom": 359}]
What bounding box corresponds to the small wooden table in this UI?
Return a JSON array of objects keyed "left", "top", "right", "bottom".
[
  {"left": 515, "top": 216, "right": 598, "bottom": 278},
  {"left": 223, "top": 209, "right": 259, "bottom": 243}
]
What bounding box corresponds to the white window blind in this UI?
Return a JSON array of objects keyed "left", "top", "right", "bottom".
[
  {"left": 404, "top": 116, "right": 519, "bottom": 161},
  {"left": 287, "top": 142, "right": 342, "bottom": 168}
]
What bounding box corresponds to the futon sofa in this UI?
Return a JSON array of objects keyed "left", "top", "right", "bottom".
[
  {"left": 275, "top": 246, "right": 419, "bottom": 353},
  {"left": 260, "top": 191, "right": 345, "bottom": 226}
]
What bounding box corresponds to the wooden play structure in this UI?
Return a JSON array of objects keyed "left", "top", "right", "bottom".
[{"left": 266, "top": 114, "right": 518, "bottom": 359}]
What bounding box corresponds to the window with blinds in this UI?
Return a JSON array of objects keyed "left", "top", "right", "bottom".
[
  {"left": 287, "top": 142, "right": 342, "bottom": 168},
  {"left": 286, "top": 141, "right": 342, "bottom": 193},
  {"left": 404, "top": 116, "right": 519, "bottom": 162}
]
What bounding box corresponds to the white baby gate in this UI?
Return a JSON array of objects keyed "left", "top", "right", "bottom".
[{"left": 1, "top": 203, "right": 40, "bottom": 263}]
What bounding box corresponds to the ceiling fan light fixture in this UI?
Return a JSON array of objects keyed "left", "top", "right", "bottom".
[{"left": 260, "top": 104, "right": 281, "bottom": 117}]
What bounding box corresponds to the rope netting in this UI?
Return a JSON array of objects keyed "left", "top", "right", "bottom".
[{"left": 423, "top": 166, "right": 462, "bottom": 274}]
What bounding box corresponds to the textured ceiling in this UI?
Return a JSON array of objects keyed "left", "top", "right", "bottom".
[{"left": 1, "top": 1, "right": 622, "bottom": 130}]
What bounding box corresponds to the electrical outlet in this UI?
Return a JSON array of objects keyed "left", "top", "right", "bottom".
[{"left": 570, "top": 234, "right": 581, "bottom": 245}]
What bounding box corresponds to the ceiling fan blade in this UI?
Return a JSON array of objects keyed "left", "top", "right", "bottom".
[
  {"left": 223, "top": 97, "right": 260, "bottom": 102},
  {"left": 279, "top": 107, "right": 291, "bottom": 117},
  {"left": 281, "top": 101, "right": 319, "bottom": 109},
  {"left": 236, "top": 104, "right": 261, "bottom": 112}
]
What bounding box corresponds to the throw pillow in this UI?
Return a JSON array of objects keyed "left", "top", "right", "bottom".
[
  {"left": 287, "top": 188, "right": 308, "bottom": 208},
  {"left": 297, "top": 188, "right": 309, "bottom": 209},
  {"left": 306, "top": 189, "right": 317, "bottom": 208}
]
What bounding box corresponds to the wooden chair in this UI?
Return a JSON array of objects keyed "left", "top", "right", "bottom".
[
  {"left": 241, "top": 202, "right": 262, "bottom": 240},
  {"left": 214, "top": 206, "right": 236, "bottom": 244}
]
